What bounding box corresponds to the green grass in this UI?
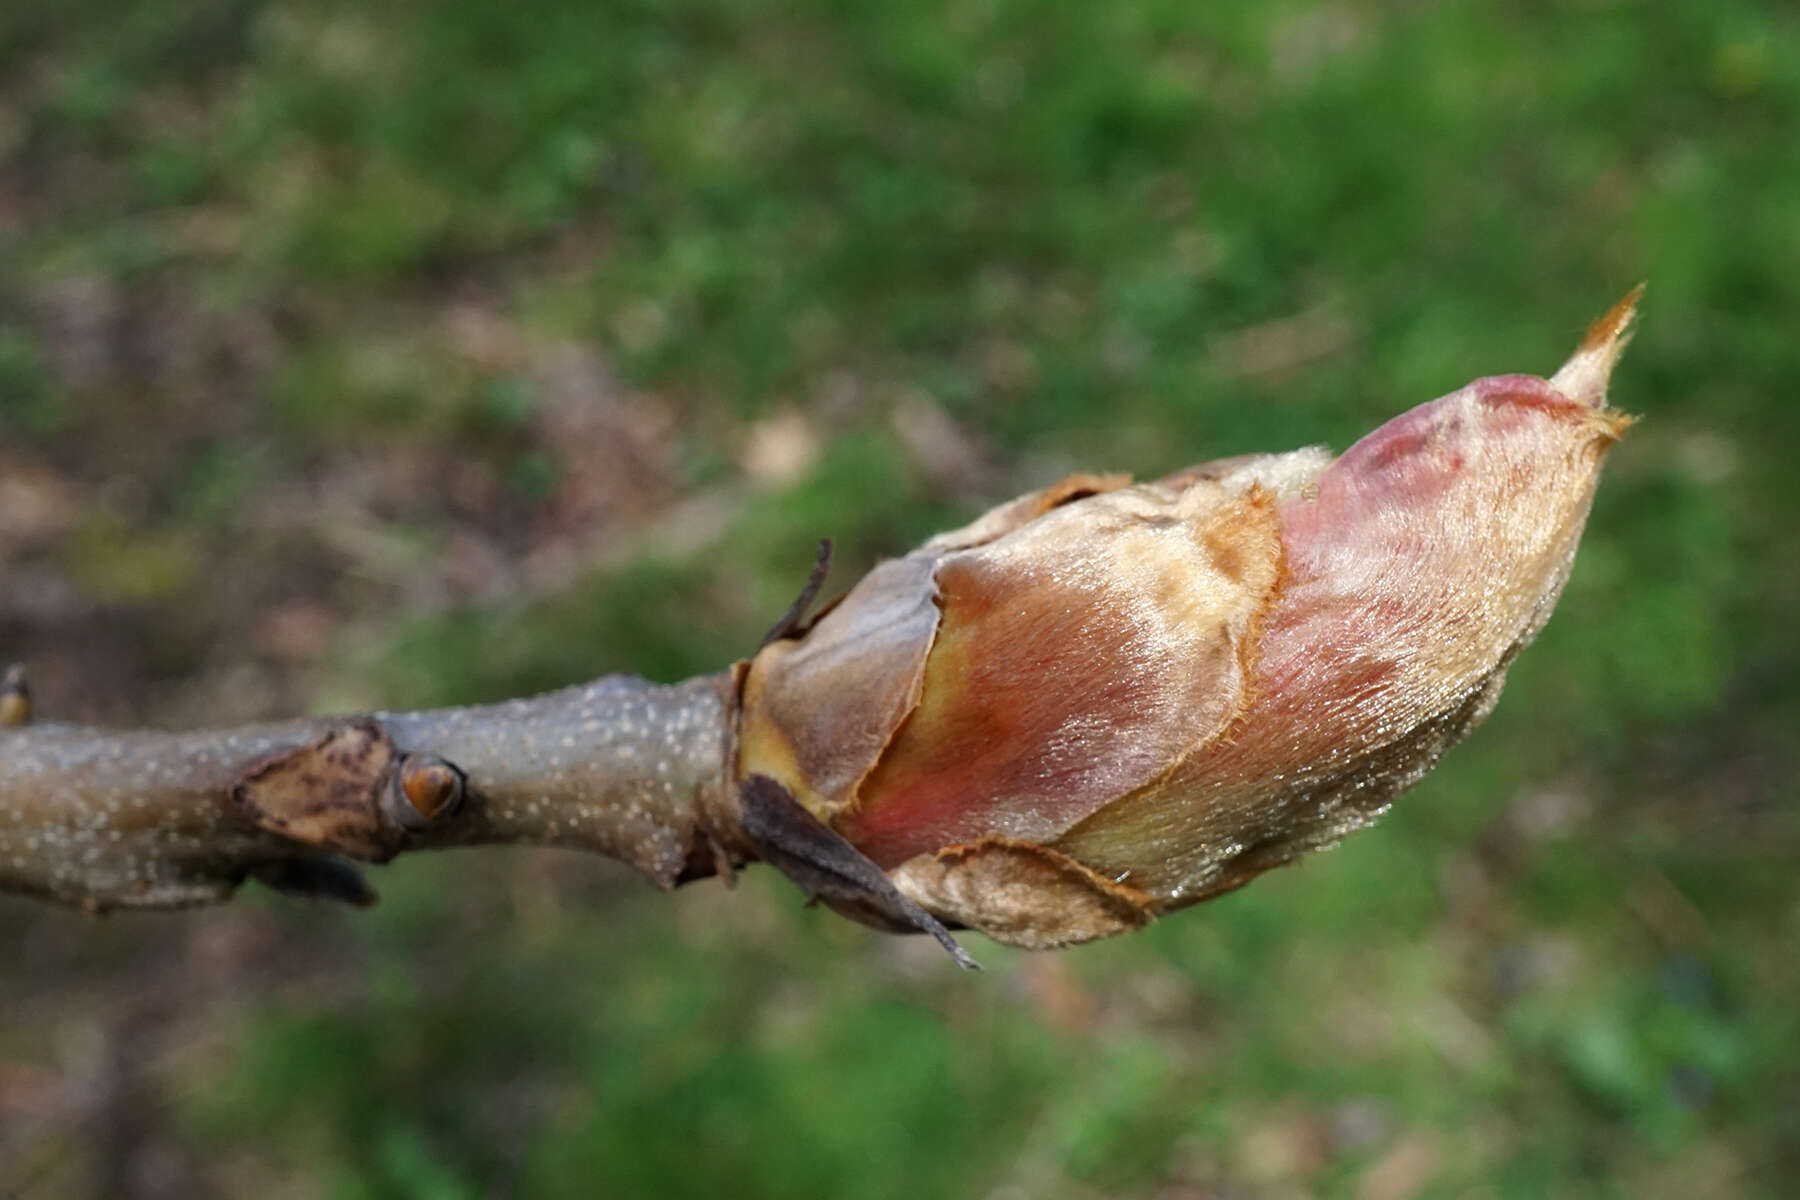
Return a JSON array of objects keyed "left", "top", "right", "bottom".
[{"left": 3, "top": 0, "right": 1797, "bottom": 1196}]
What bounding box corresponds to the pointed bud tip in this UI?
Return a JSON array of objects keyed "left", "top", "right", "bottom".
[{"left": 1549, "top": 284, "right": 1644, "bottom": 410}]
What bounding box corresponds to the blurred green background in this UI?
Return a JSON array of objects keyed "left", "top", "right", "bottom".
[{"left": 2, "top": 1, "right": 1796, "bottom": 1196}]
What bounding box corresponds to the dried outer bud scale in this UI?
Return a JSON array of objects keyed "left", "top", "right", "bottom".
[{"left": 738, "top": 292, "right": 1640, "bottom": 948}]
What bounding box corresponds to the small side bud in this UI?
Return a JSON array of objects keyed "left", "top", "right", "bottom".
[
  {"left": 1, "top": 665, "right": 31, "bottom": 728},
  {"left": 237, "top": 726, "right": 472, "bottom": 856},
  {"left": 386, "top": 754, "right": 467, "bottom": 831}
]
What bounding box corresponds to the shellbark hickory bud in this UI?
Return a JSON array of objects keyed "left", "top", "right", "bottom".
[{"left": 738, "top": 291, "right": 1640, "bottom": 949}]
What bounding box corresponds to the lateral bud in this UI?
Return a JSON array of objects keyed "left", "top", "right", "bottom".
[
  {"left": 386, "top": 754, "right": 467, "bottom": 831},
  {"left": 1, "top": 665, "right": 31, "bottom": 728},
  {"left": 234, "top": 721, "right": 470, "bottom": 859}
]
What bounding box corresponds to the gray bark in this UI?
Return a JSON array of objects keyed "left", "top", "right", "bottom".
[{"left": 0, "top": 673, "right": 741, "bottom": 912}]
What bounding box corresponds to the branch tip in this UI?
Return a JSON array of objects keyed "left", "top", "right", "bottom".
[
  {"left": 1, "top": 664, "right": 31, "bottom": 728},
  {"left": 1550, "top": 283, "right": 1644, "bottom": 408}
]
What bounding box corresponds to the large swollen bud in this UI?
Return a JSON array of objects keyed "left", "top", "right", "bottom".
[{"left": 737, "top": 292, "right": 1639, "bottom": 949}]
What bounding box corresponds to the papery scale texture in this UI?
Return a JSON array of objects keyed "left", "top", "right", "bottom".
[
  {"left": 736, "top": 291, "right": 1638, "bottom": 947},
  {"left": 1058, "top": 374, "right": 1629, "bottom": 901},
  {"left": 840, "top": 481, "right": 1283, "bottom": 866}
]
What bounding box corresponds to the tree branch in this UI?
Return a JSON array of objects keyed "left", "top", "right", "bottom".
[
  {"left": 0, "top": 291, "right": 1639, "bottom": 959},
  {"left": 0, "top": 672, "right": 742, "bottom": 912}
]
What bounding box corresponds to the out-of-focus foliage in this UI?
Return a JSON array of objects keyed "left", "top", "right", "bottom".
[{"left": 1, "top": 1, "right": 1795, "bottom": 1196}]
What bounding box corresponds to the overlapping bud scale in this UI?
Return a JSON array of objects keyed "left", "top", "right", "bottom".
[{"left": 739, "top": 292, "right": 1639, "bottom": 948}]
